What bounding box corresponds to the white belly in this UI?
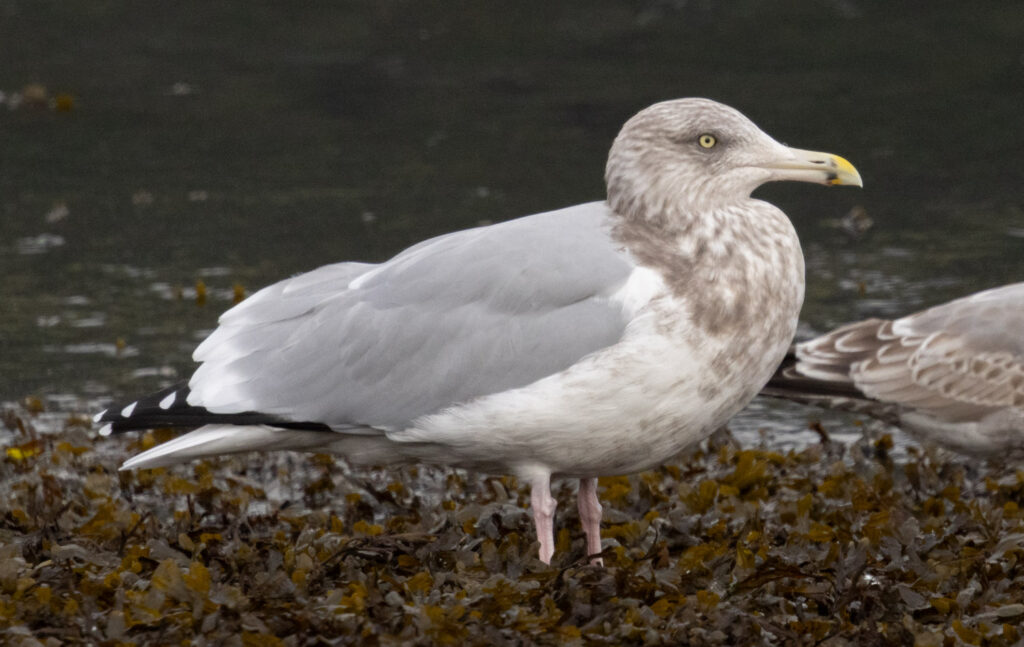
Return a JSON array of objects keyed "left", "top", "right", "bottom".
[{"left": 396, "top": 291, "right": 797, "bottom": 478}]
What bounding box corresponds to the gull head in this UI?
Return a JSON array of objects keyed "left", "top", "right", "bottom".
[{"left": 605, "top": 98, "right": 862, "bottom": 220}]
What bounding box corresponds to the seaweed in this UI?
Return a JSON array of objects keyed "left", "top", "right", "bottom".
[{"left": 2, "top": 403, "right": 1023, "bottom": 645}]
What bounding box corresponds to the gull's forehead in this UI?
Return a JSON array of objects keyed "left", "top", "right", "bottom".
[{"left": 630, "top": 98, "right": 763, "bottom": 138}]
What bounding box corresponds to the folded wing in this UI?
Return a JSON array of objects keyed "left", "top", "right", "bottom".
[{"left": 188, "top": 202, "right": 636, "bottom": 432}]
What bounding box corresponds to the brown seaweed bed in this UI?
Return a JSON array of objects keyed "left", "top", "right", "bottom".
[{"left": 2, "top": 401, "right": 1024, "bottom": 646}]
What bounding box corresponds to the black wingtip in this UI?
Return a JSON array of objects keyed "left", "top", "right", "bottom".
[
  {"left": 93, "top": 381, "right": 333, "bottom": 434},
  {"left": 94, "top": 382, "right": 198, "bottom": 433}
]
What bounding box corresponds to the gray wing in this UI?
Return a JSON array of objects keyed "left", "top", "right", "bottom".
[
  {"left": 188, "top": 202, "right": 635, "bottom": 431},
  {"left": 795, "top": 283, "right": 1024, "bottom": 423}
]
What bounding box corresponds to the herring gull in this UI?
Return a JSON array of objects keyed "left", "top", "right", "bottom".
[
  {"left": 95, "top": 98, "right": 862, "bottom": 564},
  {"left": 764, "top": 283, "right": 1024, "bottom": 456}
]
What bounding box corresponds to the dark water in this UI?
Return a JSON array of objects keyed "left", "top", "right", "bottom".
[{"left": 1, "top": 1, "right": 1022, "bottom": 443}]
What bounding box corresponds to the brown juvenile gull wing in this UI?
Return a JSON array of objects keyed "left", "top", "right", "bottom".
[
  {"left": 96, "top": 98, "right": 861, "bottom": 564},
  {"left": 764, "top": 282, "right": 1024, "bottom": 456}
]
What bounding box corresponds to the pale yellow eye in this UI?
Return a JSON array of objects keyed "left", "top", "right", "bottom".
[{"left": 698, "top": 134, "right": 717, "bottom": 149}]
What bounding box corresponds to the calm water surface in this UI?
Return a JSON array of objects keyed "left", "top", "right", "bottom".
[{"left": 1, "top": 2, "right": 1022, "bottom": 450}]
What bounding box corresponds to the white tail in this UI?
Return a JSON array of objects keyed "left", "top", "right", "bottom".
[{"left": 119, "top": 425, "right": 336, "bottom": 470}]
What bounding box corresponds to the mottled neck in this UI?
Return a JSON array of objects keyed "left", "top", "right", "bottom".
[{"left": 611, "top": 201, "right": 805, "bottom": 337}]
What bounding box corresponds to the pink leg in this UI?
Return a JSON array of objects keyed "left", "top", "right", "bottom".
[
  {"left": 578, "top": 477, "right": 604, "bottom": 565},
  {"left": 529, "top": 473, "right": 557, "bottom": 564}
]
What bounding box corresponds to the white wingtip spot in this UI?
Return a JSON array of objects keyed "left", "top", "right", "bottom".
[
  {"left": 159, "top": 392, "right": 176, "bottom": 409},
  {"left": 99, "top": 424, "right": 113, "bottom": 437},
  {"left": 93, "top": 409, "right": 107, "bottom": 423},
  {"left": 120, "top": 401, "right": 137, "bottom": 418}
]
